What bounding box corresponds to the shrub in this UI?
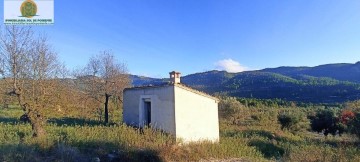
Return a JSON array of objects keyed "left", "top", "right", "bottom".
[
  {"left": 218, "top": 97, "right": 244, "bottom": 119},
  {"left": 308, "top": 109, "right": 345, "bottom": 136},
  {"left": 340, "top": 110, "right": 355, "bottom": 125},
  {"left": 348, "top": 112, "right": 360, "bottom": 140},
  {"left": 278, "top": 113, "right": 301, "bottom": 131}
]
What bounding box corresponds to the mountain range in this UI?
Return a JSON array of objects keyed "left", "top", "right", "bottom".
[{"left": 130, "top": 62, "right": 360, "bottom": 103}]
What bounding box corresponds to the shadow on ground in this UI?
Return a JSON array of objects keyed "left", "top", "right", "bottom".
[
  {"left": 0, "top": 116, "right": 107, "bottom": 127},
  {"left": 0, "top": 141, "right": 163, "bottom": 162},
  {"left": 0, "top": 116, "right": 20, "bottom": 124},
  {"left": 223, "top": 129, "right": 285, "bottom": 159},
  {"left": 47, "top": 117, "right": 106, "bottom": 127},
  {"left": 248, "top": 139, "right": 284, "bottom": 159},
  {"left": 222, "top": 129, "right": 275, "bottom": 139}
]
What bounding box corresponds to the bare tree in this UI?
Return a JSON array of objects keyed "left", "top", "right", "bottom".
[
  {"left": 0, "top": 26, "right": 64, "bottom": 137},
  {"left": 75, "top": 51, "right": 130, "bottom": 123}
]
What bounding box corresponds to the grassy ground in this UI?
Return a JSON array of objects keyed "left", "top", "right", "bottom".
[{"left": 0, "top": 105, "right": 359, "bottom": 162}]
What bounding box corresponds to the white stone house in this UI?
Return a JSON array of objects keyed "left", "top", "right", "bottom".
[{"left": 123, "top": 71, "right": 219, "bottom": 143}]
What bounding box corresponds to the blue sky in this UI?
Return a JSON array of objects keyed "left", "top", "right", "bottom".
[{"left": 2, "top": 0, "right": 360, "bottom": 78}]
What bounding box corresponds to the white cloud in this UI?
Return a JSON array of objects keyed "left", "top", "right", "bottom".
[{"left": 214, "top": 59, "right": 248, "bottom": 73}]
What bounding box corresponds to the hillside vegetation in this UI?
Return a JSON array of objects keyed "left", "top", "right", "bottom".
[{"left": 131, "top": 62, "right": 360, "bottom": 103}]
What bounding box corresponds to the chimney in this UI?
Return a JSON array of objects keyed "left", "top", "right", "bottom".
[{"left": 169, "top": 71, "right": 181, "bottom": 84}]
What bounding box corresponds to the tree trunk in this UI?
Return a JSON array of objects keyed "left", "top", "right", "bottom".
[
  {"left": 104, "top": 93, "right": 111, "bottom": 124},
  {"left": 28, "top": 109, "right": 47, "bottom": 137},
  {"left": 31, "top": 119, "right": 46, "bottom": 137},
  {"left": 14, "top": 89, "right": 46, "bottom": 137}
]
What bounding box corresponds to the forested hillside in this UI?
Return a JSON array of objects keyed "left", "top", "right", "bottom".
[
  {"left": 261, "top": 62, "right": 360, "bottom": 83},
  {"left": 131, "top": 62, "right": 360, "bottom": 103}
]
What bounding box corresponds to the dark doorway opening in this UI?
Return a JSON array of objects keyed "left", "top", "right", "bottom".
[{"left": 144, "top": 101, "right": 151, "bottom": 126}]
